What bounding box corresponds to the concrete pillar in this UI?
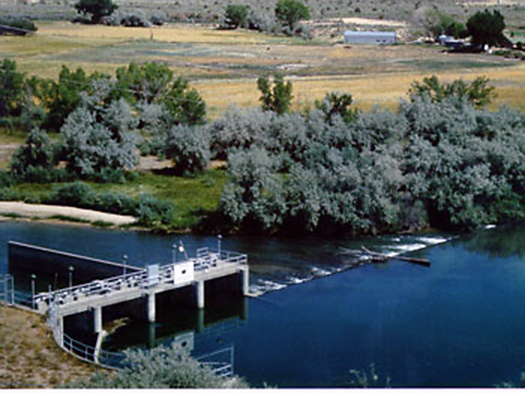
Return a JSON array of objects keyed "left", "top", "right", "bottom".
[
  {"left": 93, "top": 306, "right": 103, "bottom": 333},
  {"left": 196, "top": 280, "right": 205, "bottom": 309},
  {"left": 147, "top": 293, "right": 156, "bottom": 323},
  {"left": 58, "top": 317, "right": 65, "bottom": 348},
  {"left": 242, "top": 268, "right": 250, "bottom": 296},
  {"left": 242, "top": 296, "right": 249, "bottom": 322},
  {"left": 94, "top": 330, "right": 107, "bottom": 363},
  {"left": 196, "top": 308, "right": 205, "bottom": 333},
  {"left": 148, "top": 322, "right": 156, "bottom": 348}
]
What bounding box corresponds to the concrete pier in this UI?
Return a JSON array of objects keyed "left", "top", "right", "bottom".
[{"left": 34, "top": 246, "right": 250, "bottom": 335}]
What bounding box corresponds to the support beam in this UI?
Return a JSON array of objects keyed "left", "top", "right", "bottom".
[
  {"left": 197, "top": 308, "right": 205, "bottom": 333},
  {"left": 93, "top": 306, "right": 103, "bottom": 333},
  {"left": 147, "top": 293, "right": 156, "bottom": 323},
  {"left": 148, "top": 322, "right": 156, "bottom": 348},
  {"left": 94, "top": 330, "right": 107, "bottom": 363},
  {"left": 196, "top": 280, "right": 205, "bottom": 309},
  {"left": 242, "top": 268, "right": 250, "bottom": 296}
]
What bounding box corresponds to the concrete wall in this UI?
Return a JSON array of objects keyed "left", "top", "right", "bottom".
[{"left": 8, "top": 241, "right": 141, "bottom": 291}]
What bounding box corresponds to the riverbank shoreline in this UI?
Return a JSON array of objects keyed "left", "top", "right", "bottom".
[{"left": 0, "top": 201, "right": 136, "bottom": 228}]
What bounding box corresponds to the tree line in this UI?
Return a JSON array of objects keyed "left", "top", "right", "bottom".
[{"left": 1, "top": 58, "right": 523, "bottom": 235}]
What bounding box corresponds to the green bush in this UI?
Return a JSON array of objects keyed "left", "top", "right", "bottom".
[
  {"left": 0, "top": 18, "right": 37, "bottom": 34},
  {"left": 65, "top": 343, "right": 248, "bottom": 388},
  {"left": 223, "top": 5, "right": 249, "bottom": 29}
]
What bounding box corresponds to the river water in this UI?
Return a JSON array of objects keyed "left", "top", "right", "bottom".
[{"left": 1, "top": 221, "right": 524, "bottom": 387}]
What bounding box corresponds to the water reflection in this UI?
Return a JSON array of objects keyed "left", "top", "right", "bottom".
[{"left": 461, "top": 225, "right": 525, "bottom": 258}]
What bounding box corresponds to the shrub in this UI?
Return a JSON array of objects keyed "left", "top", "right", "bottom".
[
  {"left": 149, "top": 12, "right": 166, "bottom": 26},
  {"left": 161, "top": 124, "right": 211, "bottom": 176},
  {"left": 0, "top": 18, "right": 37, "bottom": 34},
  {"left": 65, "top": 343, "right": 248, "bottom": 388},
  {"left": 247, "top": 11, "right": 275, "bottom": 31},
  {"left": 106, "top": 9, "right": 151, "bottom": 27},
  {"left": 48, "top": 182, "right": 97, "bottom": 208}
]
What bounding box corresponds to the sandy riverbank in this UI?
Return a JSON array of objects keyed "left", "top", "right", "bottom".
[{"left": 0, "top": 202, "right": 136, "bottom": 227}]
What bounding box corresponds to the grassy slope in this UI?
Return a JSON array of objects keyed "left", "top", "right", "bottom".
[
  {"left": 0, "top": 305, "right": 97, "bottom": 388},
  {"left": 3, "top": 169, "right": 228, "bottom": 230}
]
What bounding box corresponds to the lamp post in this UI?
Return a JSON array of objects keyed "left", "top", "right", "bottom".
[
  {"left": 68, "top": 266, "right": 74, "bottom": 288},
  {"left": 123, "top": 254, "right": 128, "bottom": 276},
  {"left": 31, "top": 274, "right": 36, "bottom": 309},
  {"left": 218, "top": 234, "right": 222, "bottom": 256}
]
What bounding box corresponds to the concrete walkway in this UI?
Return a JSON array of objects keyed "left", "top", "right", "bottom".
[{"left": 0, "top": 201, "right": 136, "bottom": 226}]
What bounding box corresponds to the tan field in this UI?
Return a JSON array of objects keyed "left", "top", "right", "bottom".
[{"left": 2, "top": 21, "right": 524, "bottom": 118}]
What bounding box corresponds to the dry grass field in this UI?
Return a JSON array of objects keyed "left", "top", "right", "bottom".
[
  {"left": 0, "top": 305, "right": 97, "bottom": 388},
  {"left": 2, "top": 21, "right": 524, "bottom": 117}
]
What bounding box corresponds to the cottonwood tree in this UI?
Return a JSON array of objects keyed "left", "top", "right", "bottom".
[
  {"left": 257, "top": 75, "right": 293, "bottom": 115},
  {"left": 9, "top": 128, "right": 58, "bottom": 182},
  {"left": 275, "top": 0, "right": 310, "bottom": 31},
  {"left": 467, "top": 9, "right": 506, "bottom": 47},
  {"left": 74, "top": 0, "right": 118, "bottom": 23},
  {"left": 58, "top": 99, "right": 139, "bottom": 179},
  {"left": 0, "top": 59, "right": 25, "bottom": 117},
  {"left": 408, "top": 75, "right": 496, "bottom": 108},
  {"left": 224, "top": 5, "right": 249, "bottom": 29},
  {"left": 161, "top": 124, "right": 211, "bottom": 175}
]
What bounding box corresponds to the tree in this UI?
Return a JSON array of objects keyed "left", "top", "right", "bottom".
[
  {"left": 74, "top": 0, "right": 118, "bottom": 24},
  {"left": 467, "top": 9, "right": 506, "bottom": 47},
  {"left": 257, "top": 75, "right": 293, "bottom": 114},
  {"left": 162, "top": 124, "right": 211, "bottom": 176},
  {"left": 162, "top": 78, "right": 206, "bottom": 126},
  {"left": 224, "top": 5, "right": 249, "bottom": 29},
  {"left": 58, "top": 101, "right": 139, "bottom": 179},
  {"left": 0, "top": 59, "right": 25, "bottom": 117},
  {"left": 408, "top": 75, "right": 496, "bottom": 108},
  {"left": 315, "top": 92, "right": 356, "bottom": 124},
  {"left": 113, "top": 61, "right": 173, "bottom": 103},
  {"left": 9, "top": 128, "right": 58, "bottom": 182},
  {"left": 275, "top": 0, "right": 310, "bottom": 30},
  {"left": 113, "top": 62, "right": 206, "bottom": 126},
  {"left": 36, "top": 65, "right": 94, "bottom": 131}
]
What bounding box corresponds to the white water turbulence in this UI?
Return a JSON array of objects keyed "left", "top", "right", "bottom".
[{"left": 249, "top": 234, "right": 451, "bottom": 297}]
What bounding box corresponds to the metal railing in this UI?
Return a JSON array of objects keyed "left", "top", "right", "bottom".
[
  {"left": 0, "top": 274, "right": 14, "bottom": 306},
  {"left": 34, "top": 251, "right": 247, "bottom": 313},
  {"left": 196, "top": 346, "right": 235, "bottom": 379},
  {"left": 48, "top": 303, "right": 124, "bottom": 368}
]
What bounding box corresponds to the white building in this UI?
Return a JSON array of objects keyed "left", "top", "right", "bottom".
[{"left": 343, "top": 31, "right": 397, "bottom": 45}]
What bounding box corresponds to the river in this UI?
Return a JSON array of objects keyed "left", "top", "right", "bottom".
[{"left": 1, "top": 221, "right": 524, "bottom": 387}]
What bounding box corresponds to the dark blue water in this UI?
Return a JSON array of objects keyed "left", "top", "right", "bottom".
[{"left": 1, "top": 221, "right": 524, "bottom": 387}]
